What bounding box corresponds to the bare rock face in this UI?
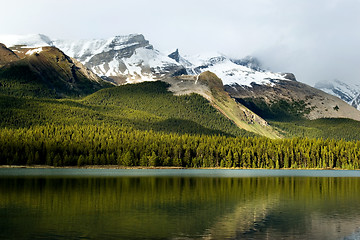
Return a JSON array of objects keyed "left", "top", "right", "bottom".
[{"left": 71, "top": 57, "right": 104, "bottom": 83}]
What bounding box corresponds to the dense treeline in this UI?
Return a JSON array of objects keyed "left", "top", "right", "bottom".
[{"left": 1, "top": 124, "right": 359, "bottom": 169}]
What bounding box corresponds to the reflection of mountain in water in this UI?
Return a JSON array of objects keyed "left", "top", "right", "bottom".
[{"left": 204, "top": 196, "right": 280, "bottom": 239}]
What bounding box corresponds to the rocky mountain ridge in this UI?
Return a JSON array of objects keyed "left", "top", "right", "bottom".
[{"left": 0, "top": 43, "right": 110, "bottom": 98}]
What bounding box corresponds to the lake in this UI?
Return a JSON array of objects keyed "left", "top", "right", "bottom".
[{"left": 0, "top": 169, "right": 360, "bottom": 239}]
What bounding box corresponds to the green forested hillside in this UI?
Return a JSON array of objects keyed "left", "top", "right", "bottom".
[
  {"left": 0, "top": 81, "right": 252, "bottom": 136},
  {"left": 1, "top": 74, "right": 360, "bottom": 168},
  {"left": 271, "top": 118, "right": 360, "bottom": 141},
  {"left": 236, "top": 97, "right": 312, "bottom": 121}
]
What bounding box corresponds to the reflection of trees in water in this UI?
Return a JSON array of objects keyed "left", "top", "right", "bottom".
[{"left": 0, "top": 176, "right": 360, "bottom": 239}]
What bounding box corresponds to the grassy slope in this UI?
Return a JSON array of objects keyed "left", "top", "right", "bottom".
[
  {"left": 0, "top": 81, "right": 254, "bottom": 137},
  {"left": 197, "top": 72, "right": 280, "bottom": 139}
]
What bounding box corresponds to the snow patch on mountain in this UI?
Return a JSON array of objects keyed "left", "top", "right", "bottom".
[
  {"left": 54, "top": 34, "right": 145, "bottom": 63},
  {"left": 25, "top": 47, "right": 43, "bottom": 55},
  {"left": 128, "top": 47, "right": 178, "bottom": 69},
  {"left": 54, "top": 39, "right": 110, "bottom": 62}
]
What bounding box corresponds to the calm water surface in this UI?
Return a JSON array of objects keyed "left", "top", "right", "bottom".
[{"left": 0, "top": 169, "right": 360, "bottom": 239}]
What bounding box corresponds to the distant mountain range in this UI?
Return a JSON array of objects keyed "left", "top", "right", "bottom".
[{"left": 1, "top": 33, "right": 360, "bottom": 138}]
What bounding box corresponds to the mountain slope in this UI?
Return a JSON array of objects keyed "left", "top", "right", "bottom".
[
  {"left": 0, "top": 43, "right": 19, "bottom": 67},
  {"left": 0, "top": 45, "right": 111, "bottom": 98},
  {"left": 225, "top": 79, "right": 360, "bottom": 121},
  {"left": 54, "top": 34, "right": 186, "bottom": 84},
  {"left": 164, "top": 72, "right": 279, "bottom": 138},
  {"left": 167, "top": 50, "right": 360, "bottom": 123},
  {"left": 1, "top": 34, "right": 186, "bottom": 85},
  {"left": 315, "top": 79, "right": 360, "bottom": 110}
]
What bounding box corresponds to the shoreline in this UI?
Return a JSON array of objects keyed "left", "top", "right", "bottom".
[{"left": 0, "top": 165, "right": 356, "bottom": 170}]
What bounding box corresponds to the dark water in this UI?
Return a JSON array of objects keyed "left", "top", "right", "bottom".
[{"left": 1, "top": 169, "right": 360, "bottom": 240}]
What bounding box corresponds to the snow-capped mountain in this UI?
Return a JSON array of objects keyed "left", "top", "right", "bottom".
[
  {"left": 168, "top": 50, "right": 291, "bottom": 87},
  {"left": 54, "top": 34, "right": 187, "bottom": 84},
  {"left": 1, "top": 33, "right": 295, "bottom": 87},
  {"left": 0, "top": 34, "right": 185, "bottom": 84},
  {"left": 315, "top": 79, "right": 360, "bottom": 110}
]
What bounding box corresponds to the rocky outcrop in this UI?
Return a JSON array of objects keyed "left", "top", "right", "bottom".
[{"left": 168, "top": 49, "right": 180, "bottom": 63}]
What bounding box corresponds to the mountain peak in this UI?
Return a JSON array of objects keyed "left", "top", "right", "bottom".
[
  {"left": 110, "top": 34, "right": 151, "bottom": 50},
  {"left": 168, "top": 49, "right": 180, "bottom": 62}
]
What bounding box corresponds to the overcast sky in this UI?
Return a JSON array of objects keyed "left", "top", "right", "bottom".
[{"left": 1, "top": 0, "right": 359, "bottom": 85}]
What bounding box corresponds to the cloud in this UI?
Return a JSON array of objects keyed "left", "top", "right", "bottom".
[{"left": 1, "top": 0, "right": 359, "bottom": 85}]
